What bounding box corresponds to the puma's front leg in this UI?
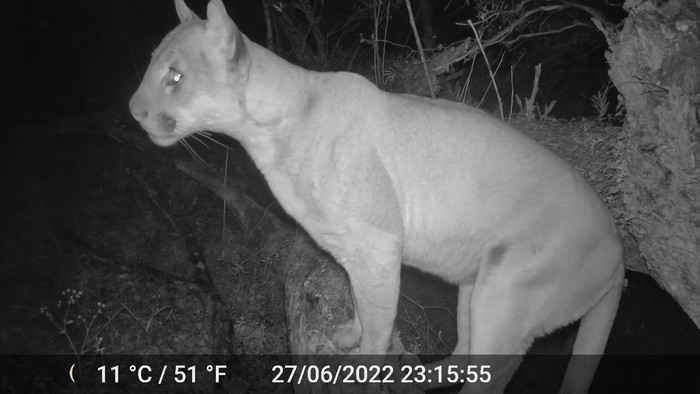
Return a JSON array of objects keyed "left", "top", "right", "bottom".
[
  {"left": 330, "top": 233, "right": 401, "bottom": 355},
  {"left": 331, "top": 287, "right": 362, "bottom": 349}
]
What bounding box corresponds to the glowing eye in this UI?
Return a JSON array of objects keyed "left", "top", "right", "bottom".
[{"left": 167, "top": 68, "right": 183, "bottom": 86}]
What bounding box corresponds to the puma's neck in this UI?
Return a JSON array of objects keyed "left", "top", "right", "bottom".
[
  {"left": 221, "top": 37, "right": 331, "bottom": 220},
  {"left": 228, "top": 38, "right": 317, "bottom": 164}
]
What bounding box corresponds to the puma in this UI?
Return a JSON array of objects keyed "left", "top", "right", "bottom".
[{"left": 129, "top": 1, "right": 625, "bottom": 392}]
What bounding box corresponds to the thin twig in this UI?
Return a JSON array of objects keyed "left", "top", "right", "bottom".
[
  {"left": 372, "top": 0, "right": 380, "bottom": 85},
  {"left": 93, "top": 305, "right": 130, "bottom": 338},
  {"left": 381, "top": 1, "right": 391, "bottom": 79},
  {"left": 400, "top": 293, "right": 454, "bottom": 352},
  {"left": 509, "top": 65, "right": 515, "bottom": 124},
  {"left": 145, "top": 306, "right": 173, "bottom": 333},
  {"left": 404, "top": 0, "right": 435, "bottom": 98},
  {"left": 468, "top": 20, "right": 504, "bottom": 120},
  {"left": 460, "top": 54, "right": 477, "bottom": 104},
  {"left": 221, "top": 148, "right": 229, "bottom": 261}
]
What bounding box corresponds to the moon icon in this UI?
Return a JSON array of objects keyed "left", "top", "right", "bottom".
[{"left": 69, "top": 364, "right": 75, "bottom": 383}]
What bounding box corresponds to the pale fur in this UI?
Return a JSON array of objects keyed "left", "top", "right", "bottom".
[{"left": 130, "top": 1, "right": 625, "bottom": 393}]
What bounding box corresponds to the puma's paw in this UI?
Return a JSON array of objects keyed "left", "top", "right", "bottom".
[{"left": 332, "top": 319, "right": 361, "bottom": 350}]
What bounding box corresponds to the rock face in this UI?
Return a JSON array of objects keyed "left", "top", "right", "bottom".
[{"left": 599, "top": 0, "right": 700, "bottom": 328}]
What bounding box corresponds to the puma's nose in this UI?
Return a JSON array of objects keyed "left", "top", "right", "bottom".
[{"left": 129, "top": 94, "right": 148, "bottom": 122}]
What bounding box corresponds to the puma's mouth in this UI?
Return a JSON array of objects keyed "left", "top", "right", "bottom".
[
  {"left": 134, "top": 112, "right": 185, "bottom": 146},
  {"left": 147, "top": 131, "right": 182, "bottom": 147}
]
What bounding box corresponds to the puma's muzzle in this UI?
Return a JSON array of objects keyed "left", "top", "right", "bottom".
[{"left": 129, "top": 91, "right": 180, "bottom": 146}]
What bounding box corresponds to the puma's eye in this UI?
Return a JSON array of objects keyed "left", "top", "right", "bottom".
[{"left": 166, "top": 68, "right": 183, "bottom": 87}]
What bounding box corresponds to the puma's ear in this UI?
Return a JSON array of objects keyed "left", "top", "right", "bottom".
[
  {"left": 174, "top": 0, "right": 200, "bottom": 23},
  {"left": 206, "top": 0, "right": 237, "bottom": 37},
  {"left": 205, "top": 0, "right": 246, "bottom": 62}
]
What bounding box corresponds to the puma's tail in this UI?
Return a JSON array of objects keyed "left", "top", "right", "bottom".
[{"left": 559, "top": 264, "right": 625, "bottom": 394}]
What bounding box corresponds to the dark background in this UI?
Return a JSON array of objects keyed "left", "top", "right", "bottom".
[{"left": 9, "top": 0, "right": 628, "bottom": 129}]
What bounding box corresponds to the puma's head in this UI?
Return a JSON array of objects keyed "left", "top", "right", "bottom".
[{"left": 129, "top": 0, "right": 249, "bottom": 146}]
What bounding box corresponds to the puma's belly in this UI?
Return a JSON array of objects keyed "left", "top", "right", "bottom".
[
  {"left": 401, "top": 233, "right": 482, "bottom": 283},
  {"left": 398, "top": 164, "right": 615, "bottom": 286},
  {"left": 397, "top": 178, "right": 512, "bottom": 283},
  {"left": 393, "top": 149, "right": 604, "bottom": 285}
]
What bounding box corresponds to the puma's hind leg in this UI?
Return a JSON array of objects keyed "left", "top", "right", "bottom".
[
  {"left": 454, "top": 283, "right": 475, "bottom": 355},
  {"left": 418, "top": 276, "right": 527, "bottom": 394},
  {"left": 458, "top": 276, "right": 538, "bottom": 394}
]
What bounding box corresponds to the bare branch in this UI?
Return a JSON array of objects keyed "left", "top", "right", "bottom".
[
  {"left": 483, "top": 5, "right": 564, "bottom": 46},
  {"left": 563, "top": 0, "right": 618, "bottom": 29},
  {"left": 455, "top": 1, "right": 611, "bottom": 51},
  {"left": 497, "top": 22, "right": 589, "bottom": 47}
]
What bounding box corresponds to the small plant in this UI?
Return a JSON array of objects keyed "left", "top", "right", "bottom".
[
  {"left": 537, "top": 100, "right": 557, "bottom": 121},
  {"left": 381, "top": 64, "right": 398, "bottom": 86},
  {"left": 515, "top": 94, "right": 536, "bottom": 120},
  {"left": 590, "top": 89, "right": 609, "bottom": 121},
  {"left": 515, "top": 64, "right": 554, "bottom": 121},
  {"left": 39, "top": 288, "right": 108, "bottom": 355},
  {"left": 590, "top": 82, "right": 626, "bottom": 122},
  {"left": 515, "top": 95, "right": 556, "bottom": 121}
]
